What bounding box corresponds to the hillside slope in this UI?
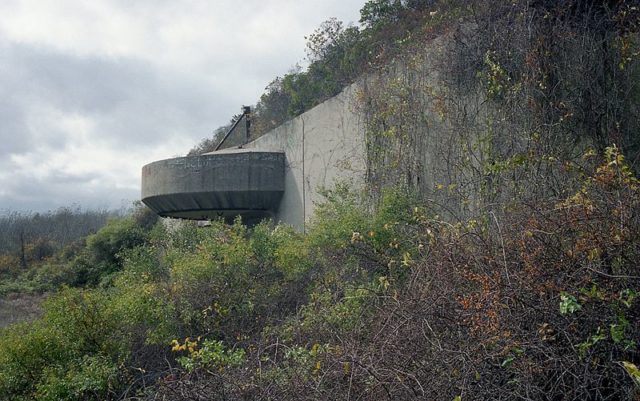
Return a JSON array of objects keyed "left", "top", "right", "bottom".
[{"left": 0, "top": 1, "right": 639, "bottom": 400}]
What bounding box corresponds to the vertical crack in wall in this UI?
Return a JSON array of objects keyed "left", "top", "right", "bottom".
[{"left": 301, "top": 116, "right": 306, "bottom": 234}]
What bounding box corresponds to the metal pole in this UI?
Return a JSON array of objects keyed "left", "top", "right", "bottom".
[
  {"left": 214, "top": 106, "right": 252, "bottom": 151},
  {"left": 244, "top": 106, "right": 251, "bottom": 143}
]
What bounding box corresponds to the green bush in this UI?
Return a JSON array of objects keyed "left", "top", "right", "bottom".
[
  {"left": 0, "top": 279, "right": 174, "bottom": 400},
  {"left": 34, "top": 355, "right": 118, "bottom": 401},
  {"left": 81, "top": 218, "right": 148, "bottom": 286},
  {"left": 174, "top": 338, "right": 245, "bottom": 373},
  {"left": 0, "top": 321, "right": 74, "bottom": 400}
]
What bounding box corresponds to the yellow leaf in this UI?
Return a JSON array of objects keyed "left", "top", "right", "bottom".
[
  {"left": 622, "top": 361, "right": 640, "bottom": 386},
  {"left": 378, "top": 276, "right": 390, "bottom": 290},
  {"left": 588, "top": 248, "right": 601, "bottom": 261},
  {"left": 343, "top": 362, "right": 351, "bottom": 374},
  {"left": 402, "top": 252, "right": 412, "bottom": 266}
]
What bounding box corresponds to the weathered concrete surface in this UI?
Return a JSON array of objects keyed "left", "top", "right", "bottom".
[
  {"left": 141, "top": 83, "right": 366, "bottom": 230},
  {"left": 242, "top": 84, "right": 366, "bottom": 231},
  {"left": 141, "top": 150, "right": 285, "bottom": 223}
]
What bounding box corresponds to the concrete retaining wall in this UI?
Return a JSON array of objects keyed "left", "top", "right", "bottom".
[{"left": 242, "top": 84, "right": 366, "bottom": 232}]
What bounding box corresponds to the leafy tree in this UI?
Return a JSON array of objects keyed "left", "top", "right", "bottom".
[
  {"left": 359, "top": 0, "right": 405, "bottom": 29},
  {"left": 251, "top": 77, "right": 293, "bottom": 136}
]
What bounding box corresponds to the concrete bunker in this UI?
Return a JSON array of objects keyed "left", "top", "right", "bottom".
[
  {"left": 141, "top": 86, "right": 366, "bottom": 230},
  {"left": 141, "top": 149, "right": 285, "bottom": 225}
]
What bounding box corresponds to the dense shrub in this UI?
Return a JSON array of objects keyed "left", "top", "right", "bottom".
[
  {"left": 145, "top": 149, "right": 639, "bottom": 401},
  {"left": 0, "top": 215, "right": 317, "bottom": 400},
  {"left": 0, "top": 149, "right": 638, "bottom": 400}
]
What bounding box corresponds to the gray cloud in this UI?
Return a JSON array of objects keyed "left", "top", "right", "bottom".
[
  {"left": 1, "top": 177, "right": 138, "bottom": 212},
  {"left": 0, "top": 0, "right": 364, "bottom": 212},
  {"left": 0, "top": 43, "right": 229, "bottom": 211},
  {"left": 1, "top": 43, "right": 225, "bottom": 146},
  {"left": 0, "top": 98, "right": 29, "bottom": 154}
]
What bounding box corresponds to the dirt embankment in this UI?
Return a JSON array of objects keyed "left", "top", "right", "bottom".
[{"left": 0, "top": 293, "right": 46, "bottom": 329}]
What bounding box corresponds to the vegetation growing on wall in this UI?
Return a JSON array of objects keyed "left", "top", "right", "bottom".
[
  {"left": 358, "top": 0, "right": 640, "bottom": 220},
  {"left": 188, "top": 0, "right": 460, "bottom": 155},
  {"left": 191, "top": 0, "right": 640, "bottom": 219}
]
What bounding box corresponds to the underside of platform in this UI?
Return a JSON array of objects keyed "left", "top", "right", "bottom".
[{"left": 141, "top": 150, "right": 285, "bottom": 223}]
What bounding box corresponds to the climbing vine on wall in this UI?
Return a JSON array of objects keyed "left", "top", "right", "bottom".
[{"left": 355, "top": 0, "right": 640, "bottom": 222}]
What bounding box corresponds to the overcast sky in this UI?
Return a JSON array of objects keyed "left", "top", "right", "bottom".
[{"left": 0, "top": 0, "right": 364, "bottom": 213}]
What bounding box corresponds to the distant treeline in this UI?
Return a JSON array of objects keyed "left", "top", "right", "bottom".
[{"left": 0, "top": 207, "right": 115, "bottom": 268}]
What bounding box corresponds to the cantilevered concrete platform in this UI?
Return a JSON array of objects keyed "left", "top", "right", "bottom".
[{"left": 141, "top": 149, "right": 285, "bottom": 224}]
